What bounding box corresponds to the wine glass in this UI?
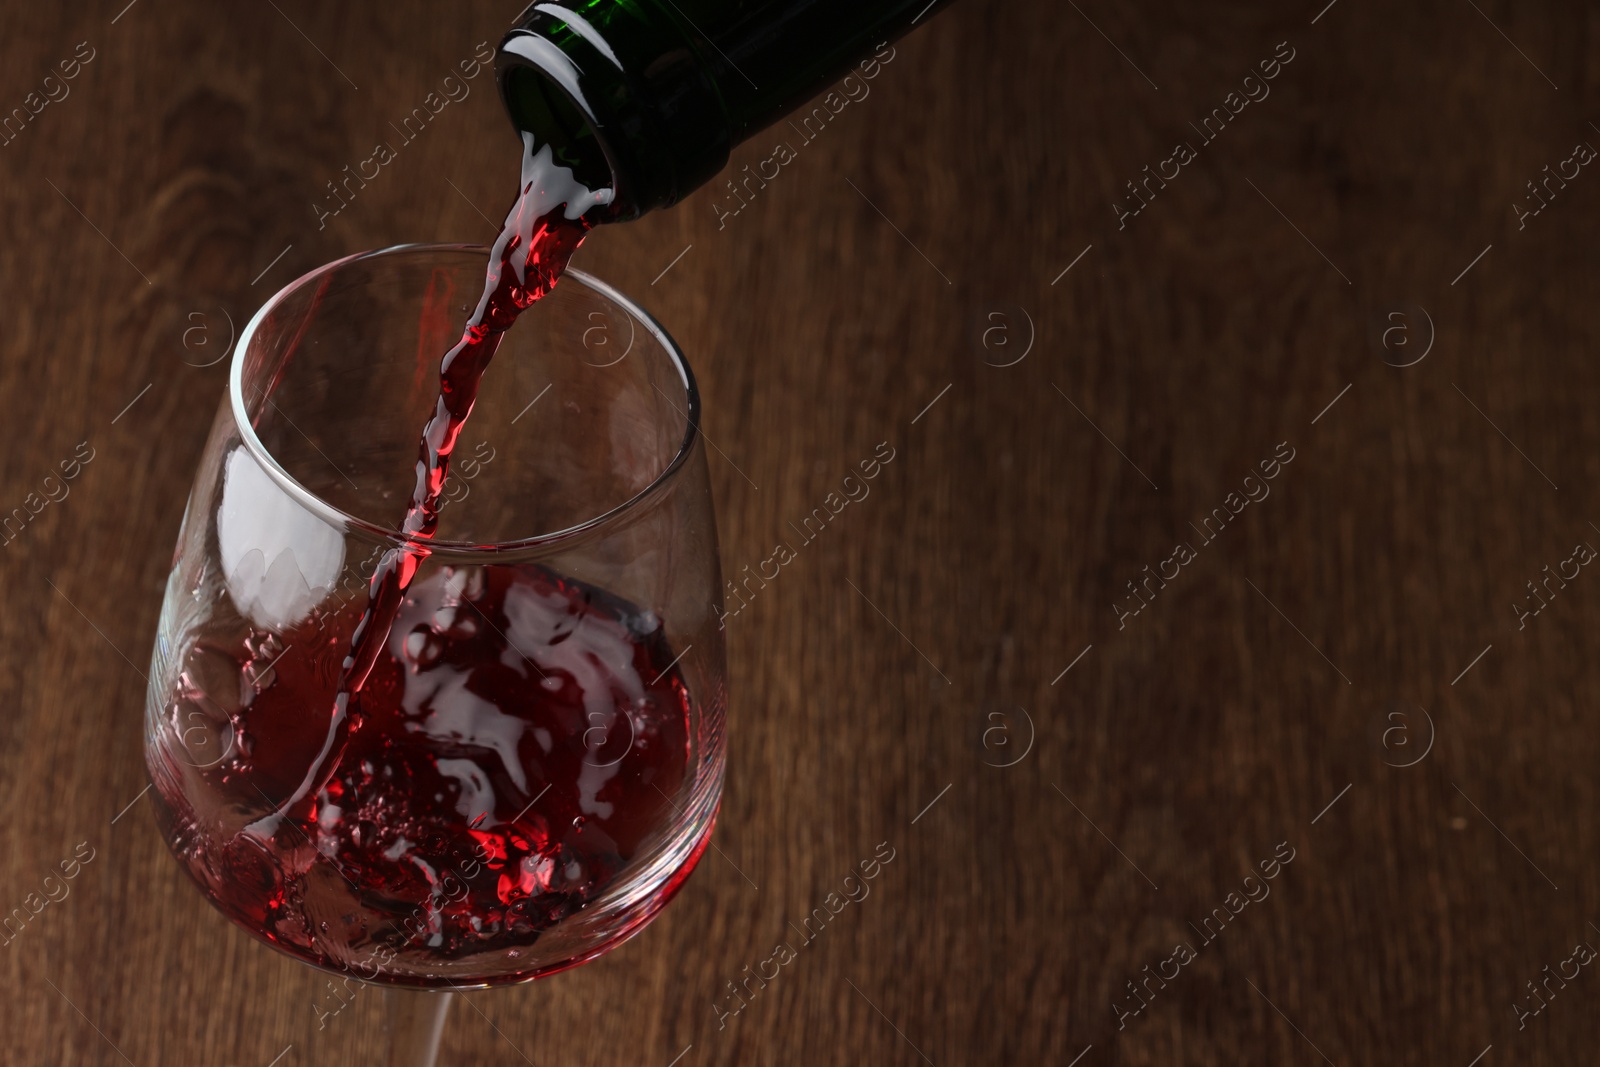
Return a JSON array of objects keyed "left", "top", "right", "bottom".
[{"left": 144, "top": 244, "right": 727, "bottom": 1065}]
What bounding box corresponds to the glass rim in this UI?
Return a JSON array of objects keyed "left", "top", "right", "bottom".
[{"left": 228, "top": 242, "right": 700, "bottom": 558}]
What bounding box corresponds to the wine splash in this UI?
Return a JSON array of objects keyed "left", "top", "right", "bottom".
[{"left": 162, "top": 563, "right": 692, "bottom": 977}]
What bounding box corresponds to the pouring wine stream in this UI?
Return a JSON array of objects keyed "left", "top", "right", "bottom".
[{"left": 248, "top": 133, "right": 613, "bottom": 841}]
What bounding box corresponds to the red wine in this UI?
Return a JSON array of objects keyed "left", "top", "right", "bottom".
[
  {"left": 255, "top": 132, "right": 610, "bottom": 838},
  {"left": 160, "top": 562, "right": 694, "bottom": 978}
]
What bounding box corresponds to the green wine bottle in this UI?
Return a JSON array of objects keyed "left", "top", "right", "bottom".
[{"left": 496, "top": 0, "right": 954, "bottom": 221}]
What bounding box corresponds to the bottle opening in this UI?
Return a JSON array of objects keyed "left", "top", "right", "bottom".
[
  {"left": 500, "top": 64, "right": 615, "bottom": 200},
  {"left": 496, "top": 4, "right": 737, "bottom": 222}
]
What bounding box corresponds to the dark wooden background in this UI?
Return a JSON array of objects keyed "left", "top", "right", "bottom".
[{"left": 3, "top": 0, "right": 1599, "bottom": 1063}]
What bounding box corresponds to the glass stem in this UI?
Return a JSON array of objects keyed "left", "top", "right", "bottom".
[{"left": 383, "top": 988, "right": 452, "bottom": 1067}]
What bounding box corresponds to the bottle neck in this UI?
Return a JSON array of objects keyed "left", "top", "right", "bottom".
[{"left": 496, "top": 0, "right": 951, "bottom": 220}]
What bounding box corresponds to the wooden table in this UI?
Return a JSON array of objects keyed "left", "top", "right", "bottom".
[{"left": 2, "top": 0, "right": 1595, "bottom": 1062}]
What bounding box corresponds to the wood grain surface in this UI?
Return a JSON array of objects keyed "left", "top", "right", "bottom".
[{"left": 2, "top": 0, "right": 1599, "bottom": 1063}]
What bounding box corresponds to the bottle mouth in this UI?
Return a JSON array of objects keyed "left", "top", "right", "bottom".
[
  {"left": 497, "top": 32, "right": 626, "bottom": 220},
  {"left": 495, "top": 6, "right": 732, "bottom": 221}
]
